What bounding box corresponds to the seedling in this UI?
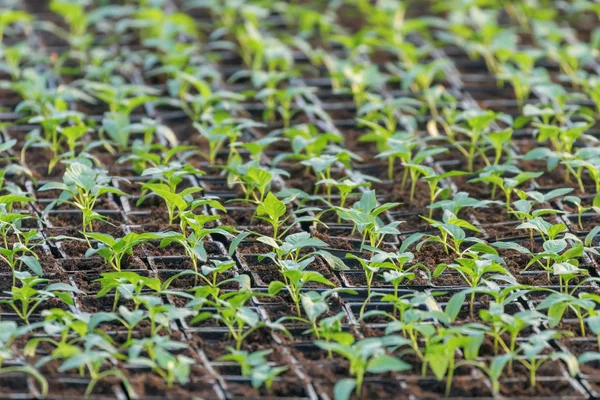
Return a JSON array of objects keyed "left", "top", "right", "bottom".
[
  {"left": 268, "top": 257, "right": 335, "bottom": 317},
  {"left": 2, "top": 271, "right": 80, "bottom": 324},
  {"left": 85, "top": 232, "right": 162, "bottom": 271},
  {"left": 315, "top": 336, "right": 411, "bottom": 399},
  {"left": 189, "top": 291, "right": 286, "bottom": 350},
  {"left": 454, "top": 110, "right": 511, "bottom": 171},
  {"left": 139, "top": 183, "right": 202, "bottom": 225},
  {"left": 419, "top": 210, "right": 482, "bottom": 255},
  {"left": 39, "top": 162, "right": 126, "bottom": 234},
  {"left": 470, "top": 169, "right": 542, "bottom": 211},
  {"left": 434, "top": 257, "right": 511, "bottom": 316},
  {"left": 219, "top": 348, "right": 288, "bottom": 391},
  {"left": 58, "top": 340, "right": 133, "bottom": 398},
  {"left": 465, "top": 354, "right": 512, "bottom": 396},
  {"left": 128, "top": 335, "right": 193, "bottom": 388},
  {"left": 335, "top": 190, "right": 401, "bottom": 250},
  {"left": 514, "top": 331, "right": 578, "bottom": 388}
]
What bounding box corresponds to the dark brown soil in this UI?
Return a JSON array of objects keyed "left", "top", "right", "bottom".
[
  {"left": 47, "top": 213, "right": 124, "bottom": 236},
  {"left": 61, "top": 257, "right": 146, "bottom": 273},
  {"left": 127, "top": 367, "right": 219, "bottom": 399},
  {"left": 79, "top": 296, "right": 138, "bottom": 313},
  {"left": 499, "top": 379, "right": 582, "bottom": 397},
  {"left": 0, "top": 374, "right": 31, "bottom": 395},
  {"left": 57, "top": 240, "right": 96, "bottom": 258},
  {"left": 404, "top": 376, "right": 492, "bottom": 398}
]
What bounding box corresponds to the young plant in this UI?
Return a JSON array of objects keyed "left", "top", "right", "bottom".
[
  {"left": 194, "top": 116, "right": 260, "bottom": 165},
  {"left": 315, "top": 336, "right": 411, "bottom": 400},
  {"left": 486, "top": 128, "right": 514, "bottom": 165},
  {"left": 419, "top": 210, "right": 482, "bottom": 255},
  {"left": 465, "top": 354, "right": 513, "bottom": 397},
  {"left": 49, "top": 0, "right": 93, "bottom": 51},
  {"left": 189, "top": 291, "right": 286, "bottom": 350},
  {"left": 535, "top": 290, "right": 596, "bottom": 336},
  {"left": 301, "top": 151, "right": 356, "bottom": 197},
  {"left": 255, "top": 192, "right": 288, "bottom": 239},
  {"left": 0, "top": 230, "right": 43, "bottom": 282},
  {"left": 278, "top": 289, "right": 355, "bottom": 342},
  {"left": 479, "top": 302, "right": 545, "bottom": 358},
  {"left": 0, "top": 10, "right": 31, "bottom": 44},
  {"left": 128, "top": 335, "right": 194, "bottom": 389},
  {"left": 564, "top": 194, "right": 600, "bottom": 230},
  {"left": 156, "top": 204, "right": 235, "bottom": 273},
  {"left": 85, "top": 232, "right": 161, "bottom": 271},
  {"left": 514, "top": 331, "right": 578, "bottom": 388},
  {"left": 227, "top": 162, "right": 287, "bottom": 204},
  {"left": 267, "top": 257, "right": 335, "bottom": 317},
  {"left": 402, "top": 147, "right": 448, "bottom": 202},
  {"left": 434, "top": 258, "right": 511, "bottom": 316},
  {"left": 469, "top": 170, "right": 543, "bottom": 211},
  {"left": 219, "top": 348, "right": 288, "bottom": 392},
  {"left": 39, "top": 162, "right": 126, "bottom": 234},
  {"left": 0, "top": 319, "right": 47, "bottom": 394},
  {"left": 454, "top": 110, "right": 511, "bottom": 171},
  {"left": 57, "top": 337, "right": 133, "bottom": 398},
  {"left": 423, "top": 328, "right": 485, "bottom": 397},
  {"left": 319, "top": 178, "right": 369, "bottom": 210},
  {"left": 335, "top": 190, "right": 401, "bottom": 250},
  {"left": 422, "top": 169, "right": 465, "bottom": 217},
  {"left": 139, "top": 182, "right": 202, "bottom": 225},
  {"left": 1, "top": 271, "right": 80, "bottom": 325}
]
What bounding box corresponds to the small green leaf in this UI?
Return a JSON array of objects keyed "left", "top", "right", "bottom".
[
  {"left": 257, "top": 192, "right": 286, "bottom": 220},
  {"left": 333, "top": 379, "right": 356, "bottom": 400},
  {"left": 445, "top": 292, "right": 465, "bottom": 321},
  {"left": 268, "top": 281, "right": 286, "bottom": 296},
  {"left": 20, "top": 256, "right": 42, "bottom": 276},
  {"left": 366, "top": 354, "right": 411, "bottom": 373}
]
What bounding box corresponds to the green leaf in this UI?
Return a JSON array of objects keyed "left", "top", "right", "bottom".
[
  {"left": 88, "top": 312, "right": 118, "bottom": 330},
  {"left": 487, "top": 129, "right": 513, "bottom": 147},
  {"left": 557, "top": 352, "right": 579, "bottom": 377},
  {"left": 301, "top": 295, "right": 327, "bottom": 322},
  {"left": 229, "top": 232, "right": 251, "bottom": 256},
  {"left": 357, "top": 190, "right": 378, "bottom": 213},
  {"left": 20, "top": 256, "right": 42, "bottom": 276},
  {"left": 547, "top": 223, "right": 567, "bottom": 239},
  {"left": 46, "top": 282, "right": 81, "bottom": 293},
  {"left": 303, "top": 272, "right": 335, "bottom": 287},
  {"left": 142, "top": 183, "right": 187, "bottom": 211},
  {"left": 585, "top": 226, "right": 600, "bottom": 247},
  {"left": 315, "top": 250, "right": 348, "bottom": 271},
  {"left": 469, "top": 242, "right": 498, "bottom": 255},
  {"left": 333, "top": 379, "right": 356, "bottom": 400},
  {"left": 268, "top": 281, "right": 286, "bottom": 296},
  {"left": 427, "top": 349, "right": 450, "bottom": 381},
  {"left": 587, "top": 316, "right": 600, "bottom": 335},
  {"left": 447, "top": 218, "right": 480, "bottom": 232},
  {"left": 445, "top": 292, "right": 465, "bottom": 321},
  {"left": 492, "top": 241, "right": 530, "bottom": 254},
  {"left": 579, "top": 351, "right": 600, "bottom": 365},
  {"left": 85, "top": 232, "right": 117, "bottom": 247},
  {"left": 256, "top": 236, "right": 279, "bottom": 250},
  {"left": 366, "top": 354, "right": 411, "bottom": 373},
  {"left": 543, "top": 239, "right": 567, "bottom": 254},
  {"left": 257, "top": 192, "right": 286, "bottom": 220},
  {"left": 0, "top": 194, "right": 34, "bottom": 205},
  {"left": 433, "top": 263, "right": 447, "bottom": 278},
  {"left": 547, "top": 302, "right": 567, "bottom": 328},
  {"left": 489, "top": 354, "right": 512, "bottom": 380}
]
